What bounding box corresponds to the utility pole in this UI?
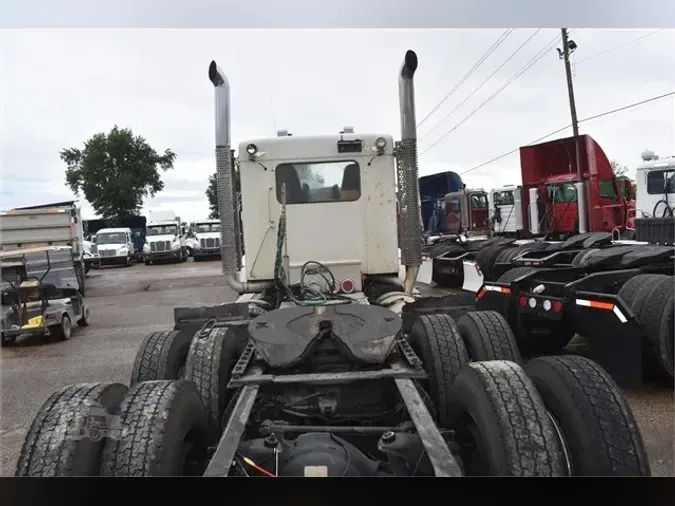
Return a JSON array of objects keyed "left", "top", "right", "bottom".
[{"left": 560, "top": 28, "right": 587, "bottom": 233}]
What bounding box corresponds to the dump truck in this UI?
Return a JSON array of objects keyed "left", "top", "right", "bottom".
[
  {"left": 16, "top": 50, "right": 649, "bottom": 478},
  {"left": 0, "top": 201, "right": 87, "bottom": 296}
]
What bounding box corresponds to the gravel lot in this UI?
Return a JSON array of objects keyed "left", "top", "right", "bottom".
[{"left": 1, "top": 260, "right": 673, "bottom": 476}]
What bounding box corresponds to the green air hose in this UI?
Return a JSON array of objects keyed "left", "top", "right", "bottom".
[{"left": 272, "top": 207, "right": 350, "bottom": 307}]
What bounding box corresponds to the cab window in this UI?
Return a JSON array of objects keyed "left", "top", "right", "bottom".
[
  {"left": 275, "top": 160, "right": 361, "bottom": 205},
  {"left": 493, "top": 190, "right": 514, "bottom": 206},
  {"left": 548, "top": 183, "right": 577, "bottom": 203},
  {"left": 599, "top": 180, "right": 618, "bottom": 201},
  {"left": 647, "top": 169, "right": 675, "bottom": 194},
  {"left": 470, "top": 194, "right": 487, "bottom": 209}
]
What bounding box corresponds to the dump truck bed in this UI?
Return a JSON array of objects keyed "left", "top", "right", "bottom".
[{"left": 0, "top": 207, "right": 83, "bottom": 259}]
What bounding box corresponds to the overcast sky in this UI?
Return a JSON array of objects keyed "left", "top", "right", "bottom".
[{"left": 1, "top": 28, "right": 673, "bottom": 221}]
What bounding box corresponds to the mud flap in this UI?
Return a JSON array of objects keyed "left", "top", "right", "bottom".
[
  {"left": 461, "top": 261, "right": 484, "bottom": 293},
  {"left": 566, "top": 300, "right": 644, "bottom": 388},
  {"left": 417, "top": 256, "right": 433, "bottom": 285},
  {"left": 398, "top": 253, "right": 433, "bottom": 286}
]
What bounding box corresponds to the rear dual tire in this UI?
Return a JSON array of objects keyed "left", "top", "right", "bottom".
[
  {"left": 100, "top": 380, "right": 213, "bottom": 476},
  {"left": 407, "top": 313, "right": 565, "bottom": 476},
  {"left": 15, "top": 383, "right": 128, "bottom": 476},
  {"left": 448, "top": 309, "right": 650, "bottom": 476}
]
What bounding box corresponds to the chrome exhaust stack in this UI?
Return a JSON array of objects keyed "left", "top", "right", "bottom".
[
  {"left": 396, "top": 50, "right": 423, "bottom": 296},
  {"left": 209, "top": 61, "right": 273, "bottom": 293}
]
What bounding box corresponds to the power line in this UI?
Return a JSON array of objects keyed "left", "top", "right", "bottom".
[
  {"left": 419, "top": 29, "right": 541, "bottom": 143},
  {"left": 417, "top": 29, "right": 513, "bottom": 129},
  {"left": 420, "top": 32, "right": 561, "bottom": 157},
  {"left": 575, "top": 30, "right": 663, "bottom": 65},
  {"left": 459, "top": 90, "right": 675, "bottom": 176}
]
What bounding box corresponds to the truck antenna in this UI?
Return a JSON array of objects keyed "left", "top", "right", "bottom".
[{"left": 269, "top": 96, "right": 278, "bottom": 134}]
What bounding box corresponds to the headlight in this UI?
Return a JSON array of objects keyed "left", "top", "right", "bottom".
[
  {"left": 143, "top": 243, "right": 150, "bottom": 253},
  {"left": 118, "top": 247, "right": 128, "bottom": 256},
  {"left": 171, "top": 242, "right": 181, "bottom": 250}
]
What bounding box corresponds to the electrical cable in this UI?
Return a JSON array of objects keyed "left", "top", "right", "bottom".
[
  {"left": 459, "top": 90, "right": 675, "bottom": 176},
  {"left": 419, "top": 29, "right": 541, "bottom": 143},
  {"left": 417, "top": 29, "right": 514, "bottom": 129},
  {"left": 237, "top": 452, "right": 276, "bottom": 477},
  {"left": 329, "top": 433, "right": 352, "bottom": 477},
  {"left": 575, "top": 30, "right": 663, "bottom": 65},
  {"left": 420, "top": 32, "right": 561, "bottom": 157}
]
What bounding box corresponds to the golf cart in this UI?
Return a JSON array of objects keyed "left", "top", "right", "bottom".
[{"left": 1, "top": 246, "right": 91, "bottom": 345}]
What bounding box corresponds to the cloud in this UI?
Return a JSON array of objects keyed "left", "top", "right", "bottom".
[{"left": 1, "top": 28, "right": 673, "bottom": 222}]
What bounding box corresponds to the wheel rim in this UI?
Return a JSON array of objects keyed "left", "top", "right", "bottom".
[
  {"left": 546, "top": 411, "right": 573, "bottom": 476},
  {"left": 454, "top": 414, "right": 489, "bottom": 476},
  {"left": 63, "top": 317, "right": 72, "bottom": 339}
]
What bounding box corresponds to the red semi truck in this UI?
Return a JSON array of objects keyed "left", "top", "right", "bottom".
[
  {"left": 518, "top": 134, "right": 635, "bottom": 239},
  {"left": 428, "top": 134, "right": 637, "bottom": 287}
]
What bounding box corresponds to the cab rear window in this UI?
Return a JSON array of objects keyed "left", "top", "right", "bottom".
[{"left": 275, "top": 161, "right": 361, "bottom": 205}]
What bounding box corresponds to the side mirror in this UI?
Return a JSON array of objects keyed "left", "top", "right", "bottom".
[
  {"left": 619, "top": 177, "right": 635, "bottom": 201},
  {"left": 626, "top": 180, "right": 636, "bottom": 201}
]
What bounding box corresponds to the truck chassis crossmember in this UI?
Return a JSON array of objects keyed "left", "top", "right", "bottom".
[{"left": 205, "top": 355, "right": 461, "bottom": 477}]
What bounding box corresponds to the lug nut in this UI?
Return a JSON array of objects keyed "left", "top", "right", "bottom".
[{"left": 381, "top": 431, "right": 396, "bottom": 443}]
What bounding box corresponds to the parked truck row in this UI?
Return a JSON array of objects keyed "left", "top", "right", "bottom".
[{"left": 416, "top": 139, "right": 674, "bottom": 388}]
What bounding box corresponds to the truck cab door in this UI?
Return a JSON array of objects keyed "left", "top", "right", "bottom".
[
  {"left": 621, "top": 178, "right": 636, "bottom": 228},
  {"left": 596, "top": 179, "right": 625, "bottom": 231},
  {"left": 127, "top": 233, "right": 134, "bottom": 254}
]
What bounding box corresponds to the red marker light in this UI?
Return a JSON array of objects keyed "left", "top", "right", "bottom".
[
  {"left": 519, "top": 296, "right": 527, "bottom": 307},
  {"left": 341, "top": 279, "right": 355, "bottom": 293},
  {"left": 553, "top": 301, "right": 563, "bottom": 313}
]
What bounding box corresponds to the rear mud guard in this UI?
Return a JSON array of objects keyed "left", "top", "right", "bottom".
[
  {"left": 474, "top": 284, "right": 512, "bottom": 318},
  {"left": 461, "top": 261, "right": 483, "bottom": 293},
  {"left": 564, "top": 292, "right": 643, "bottom": 388}
]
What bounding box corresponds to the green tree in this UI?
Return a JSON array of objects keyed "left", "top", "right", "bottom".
[
  {"left": 610, "top": 159, "right": 637, "bottom": 197},
  {"left": 206, "top": 173, "right": 219, "bottom": 219},
  {"left": 61, "top": 126, "right": 176, "bottom": 221},
  {"left": 206, "top": 166, "right": 241, "bottom": 220}
]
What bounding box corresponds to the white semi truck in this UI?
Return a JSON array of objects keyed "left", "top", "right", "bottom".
[
  {"left": 143, "top": 212, "right": 187, "bottom": 264},
  {"left": 15, "top": 50, "right": 650, "bottom": 479},
  {"left": 191, "top": 219, "right": 222, "bottom": 261}
]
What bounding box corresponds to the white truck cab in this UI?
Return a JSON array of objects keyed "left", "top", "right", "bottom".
[
  {"left": 208, "top": 51, "right": 423, "bottom": 302},
  {"left": 488, "top": 185, "right": 524, "bottom": 236},
  {"left": 143, "top": 220, "right": 187, "bottom": 264},
  {"left": 635, "top": 149, "right": 675, "bottom": 219},
  {"left": 238, "top": 132, "right": 399, "bottom": 293},
  {"left": 192, "top": 219, "right": 222, "bottom": 260},
  {"left": 95, "top": 228, "right": 134, "bottom": 267}
]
